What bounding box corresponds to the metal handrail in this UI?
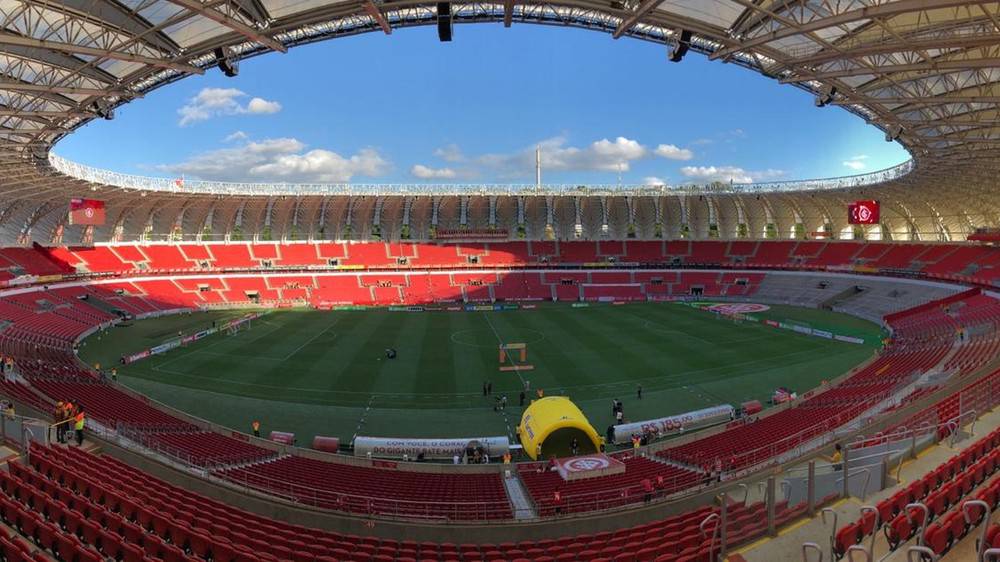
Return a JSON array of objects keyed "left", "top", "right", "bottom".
[
  {"left": 847, "top": 544, "right": 873, "bottom": 562},
  {"left": 859, "top": 505, "right": 881, "bottom": 555},
  {"left": 821, "top": 508, "right": 838, "bottom": 561},
  {"left": 963, "top": 500, "right": 991, "bottom": 562},
  {"left": 802, "top": 542, "right": 823, "bottom": 562},
  {"left": 905, "top": 545, "right": 937, "bottom": 562},
  {"left": 905, "top": 503, "right": 930, "bottom": 547}
]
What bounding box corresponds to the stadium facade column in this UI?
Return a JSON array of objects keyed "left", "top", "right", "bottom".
[
  {"left": 766, "top": 476, "right": 776, "bottom": 537},
  {"left": 807, "top": 460, "right": 816, "bottom": 516}
]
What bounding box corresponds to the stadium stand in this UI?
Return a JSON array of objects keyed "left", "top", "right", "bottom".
[
  {"left": 0, "top": 239, "right": 998, "bottom": 546},
  {"left": 217, "top": 456, "right": 513, "bottom": 521}
]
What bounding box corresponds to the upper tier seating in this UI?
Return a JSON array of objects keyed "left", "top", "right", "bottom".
[{"left": 13, "top": 241, "right": 1000, "bottom": 289}]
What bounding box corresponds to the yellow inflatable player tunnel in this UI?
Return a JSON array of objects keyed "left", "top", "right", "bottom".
[{"left": 518, "top": 396, "right": 603, "bottom": 460}]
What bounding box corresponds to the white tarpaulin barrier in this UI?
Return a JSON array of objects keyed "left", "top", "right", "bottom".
[
  {"left": 612, "top": 404, "right": 734, "bottom": 444},
  {"left": 353, "top": 435, "right": 510, "bottom": 459}
]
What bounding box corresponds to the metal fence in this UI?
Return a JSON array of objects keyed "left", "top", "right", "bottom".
[{"left": 49, "top": 153, "right": 915, "bottom": 197}]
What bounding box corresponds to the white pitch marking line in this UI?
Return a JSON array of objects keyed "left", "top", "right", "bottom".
[
  {"left": 482, "top": 311, "right": 527, "bottom": 387},
  {"left": 280, "top": 317, "right": 341, "bottom": 361}
]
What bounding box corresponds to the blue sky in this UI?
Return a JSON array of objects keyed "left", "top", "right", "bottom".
[{"left": 56, "top": 24, "right": 910, "bottom": 185}]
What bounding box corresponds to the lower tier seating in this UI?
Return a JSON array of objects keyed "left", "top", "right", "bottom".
[
  {"left": 216, "top": 455, "right": 513, "bottom": 521},
  {"left": 11, "top": 444, "right": 799, "bottom": 562}
]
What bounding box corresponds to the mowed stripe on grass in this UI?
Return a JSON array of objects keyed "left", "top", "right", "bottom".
[{"left": 78, "top": 303, "right": 880, "bottom": 442}]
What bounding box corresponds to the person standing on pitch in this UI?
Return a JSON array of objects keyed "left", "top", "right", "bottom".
[
  {"left": 519, "top": 391, "right": 525, "bottom": 407},
  {"left": 637, "top": 385, "right": 643, "bottom": 400},
  {"left": 251, "top": 420, "right": 261, "bottom": 438}
]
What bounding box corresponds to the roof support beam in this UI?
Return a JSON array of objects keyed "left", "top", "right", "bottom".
[
  {"left": 911, "top": 120, "right": 1000, "bottom": 129},
  {"left": 0, "top": 82, "right": 135, "bottom": 97},
  {"left": 780, "top": 58, "right": 1000, "bottom": 84},
  {"left": 0, "top": 33, "right": 202, "bottom": 74},
  {"left": 0, "top": 44, "right": 119, "bottom": 84},
  {"left": 613, "top": 0, "right": 663, "bottom": 39},
  {"left": 363, "top": 0, "right": 392, "bottom": 34},
  {"left": 834, "top": 96, "right": 1000, "bottom": 106},
  {"left": 503, "top": 0, "right": 515, "bottom": 27},
  {"left": 165, "top": 0, "right": 287, "bottom": 53},
  {"left": 787, "top": 34, "right": 1000, "bottom": 68},
  {"left": 710, "top": 0, "right": 979, "bottom": 61},
  {"left": 25, "top": 0, "right": 182, "bottom": 55},
  {"left": 0, "top": 109, "right": 90, "bottom": 118}
]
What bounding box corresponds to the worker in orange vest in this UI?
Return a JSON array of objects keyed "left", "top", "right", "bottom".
[
  {"left": 251, "top": 420, "right": 261, "bottom": 438},
  {"left": 73, "top": 407, "right": 85, "bottom": 446}
]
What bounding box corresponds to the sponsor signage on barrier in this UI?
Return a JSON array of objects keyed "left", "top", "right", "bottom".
[
  {"left": 434, "top": 228, "right": 509, "bottom": 240},
  {"left": 571, "top": 303, "right": 590, "bottom": 308},
  {"left": 149, "top": 341, "right": 180, "bottom": 355},
  {"left": 467, "top": 305, "right": 496, "bottom": 312},
  {"left": 352, "top": 435, "right": 510, "bottom": 459},
  {"left": 812, "top": 329, "right": 833, "bottom": 339},
  {"left": 123, "top": 350, "right": 150, "bottom": 364},
  {"left": 835, "top": 334, "right": 866, "bottom": 344},
  {"left": 612, "top": 404, "right": 734, "bottom": 444},
  {"left": 181, "top": 329, "right": 215, "bottom": 344},
  {"left": 389, "top": 306, "right": 424, "bottom": 312},
  {"left": 123, "top": 312, "right": 266, "bottom": 365}
]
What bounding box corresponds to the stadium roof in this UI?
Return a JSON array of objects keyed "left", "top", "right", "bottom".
[
  {"left": 0, "top": 0, "right": 996, "bottom": 161},
  {"left": 0, "top": 0, "right": 998, "bottom": 243}
]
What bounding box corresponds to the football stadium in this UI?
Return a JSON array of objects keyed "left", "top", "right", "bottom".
[{"left": 2, "top": 1, "right": 1000, "bottom": 562}]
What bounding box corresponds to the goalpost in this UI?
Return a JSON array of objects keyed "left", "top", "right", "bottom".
[{"left": 498, "top": 342, "right": 534, "bottom": 372}]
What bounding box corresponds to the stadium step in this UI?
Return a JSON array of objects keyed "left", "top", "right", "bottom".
[
  {"left": 503, "top": 473, "right": 537, "bottom": 520},
  {"left": 647, "top": 453, "right": 706, "bottom": 474}
]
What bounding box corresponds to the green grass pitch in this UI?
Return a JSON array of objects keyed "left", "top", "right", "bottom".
[{"left": 78, "top": 303, "right": 882, "bottom": 445}]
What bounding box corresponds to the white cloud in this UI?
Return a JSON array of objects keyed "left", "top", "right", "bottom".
[
  {"left": 420, "top": 137, "right": 692, "bottom": 180},
  {"left": 247, "top": 97, "right": 282, "bottom": 115},
  {"left": 654, "top": 144, "right": 694, "bottom": 161},
  {"left": 642, "top": 176, "right": 667, "bottom": 186},
  {"left": 476, "top": 136, "right": 656, "bottom": 177},
  {"left": 679, "top": 166, "right": 785, "bottom": 184},
  {"left": 433, "top": 144, "right": 465, "bottom": 163},
  {"left": 842, "top": 155, "right": 869, "bottom": 171},
  {"left": 157, "top": 137, "right": 390, "bottom": 183},
  {"left": 177, "top": 88, "right": 282, "bottom": 126},
  {"left": 411, "top": 164, "right": 458, "bottom": 179},
  {"left": 224, "top": 130, "right": 248, "bottom": 142}
]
